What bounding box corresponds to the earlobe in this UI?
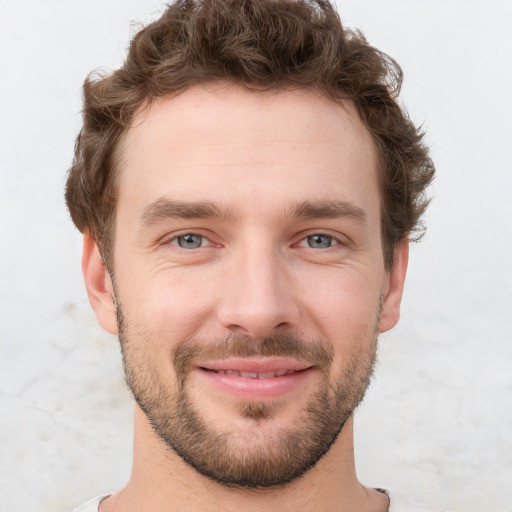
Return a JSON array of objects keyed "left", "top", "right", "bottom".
[
  {"left": 378, "top": 240, "right": 409, "bottom": 333},
  {"left": 82, "top": 233, "right": 118, "bottom": 335}
]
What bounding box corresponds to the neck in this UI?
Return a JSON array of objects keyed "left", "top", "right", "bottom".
[{"left": 100, "top": 405, "right": 388, "bottom": 512}]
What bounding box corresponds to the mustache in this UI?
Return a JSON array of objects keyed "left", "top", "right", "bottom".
[{"left": 173, "top": 333, "right": 334, "bottom": 379}]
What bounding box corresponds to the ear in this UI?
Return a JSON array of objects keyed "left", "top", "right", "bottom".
[
  {"left": 378, "top": 240, "right": 409, "bottom": 333},
  {"left": 82, "top": 233, "right": 118, "bottom": 335}
]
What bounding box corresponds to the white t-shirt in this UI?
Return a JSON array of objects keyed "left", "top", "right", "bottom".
[{"left": 72, "top": 490, "right": 453, "bottom": 511}]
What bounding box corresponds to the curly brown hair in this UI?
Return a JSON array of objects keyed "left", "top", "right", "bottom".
[{"left": 65, "top": 0, "right": 435, "bottom": 270}]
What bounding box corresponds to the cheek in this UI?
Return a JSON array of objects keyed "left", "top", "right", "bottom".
[
  {"left": 299, "top": 266, "right": 382, "bottom": 341},
  {"left": 119, "top": 267, "right": 218, "bottom": 340}
]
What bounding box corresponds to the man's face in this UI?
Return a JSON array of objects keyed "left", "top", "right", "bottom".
[{"left": 88, "top": 85, "right": 406, "bottom": 488}]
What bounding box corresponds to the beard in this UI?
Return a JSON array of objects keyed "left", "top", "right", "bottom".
[{"left": 116, "top": 304, "right": 379, "bottom": 489}]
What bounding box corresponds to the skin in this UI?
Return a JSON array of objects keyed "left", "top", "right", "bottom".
[{"left": 83, "top": 84, "right": 408, "bottom": 512}]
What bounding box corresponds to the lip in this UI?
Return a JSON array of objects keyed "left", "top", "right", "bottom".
[
  {"left": 197, "top": 357, "right": 312, "bottom": 373},
  {"left": 194, "top": 357, "right": 315, "bottom": 400}
]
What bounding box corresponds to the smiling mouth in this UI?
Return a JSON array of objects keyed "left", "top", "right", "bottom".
[
  {"left": 196, "top": 361, "right": 315, "bottom": 399},
  {"left": 200, "top": 368, "right": 309, "bottom": 379}
]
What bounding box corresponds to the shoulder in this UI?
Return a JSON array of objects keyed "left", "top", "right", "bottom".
[
  {"left": 72, "top": 495, "right": 110, "bottom": 512},
  {"left": 383, "top": 490, "right": 456, "bottom": 512}
]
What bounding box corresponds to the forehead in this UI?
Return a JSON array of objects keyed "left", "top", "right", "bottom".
[{"left": 118, "top": 85, "right": 379, "bottom": 219}]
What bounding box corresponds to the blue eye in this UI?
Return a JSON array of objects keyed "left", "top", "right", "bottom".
[
  {"left": 173, "top": 234, "right": 205, "bottom": 249},
  {"left": 306, "top": 234, "right": 335, "bottom": 249}
]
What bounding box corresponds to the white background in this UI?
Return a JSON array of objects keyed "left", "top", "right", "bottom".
[{"left": 1, "top": 1, "right": 511, "bottom": 511}]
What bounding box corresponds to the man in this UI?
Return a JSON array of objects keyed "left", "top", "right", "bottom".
[{"left": 65, "top": 0, "right": 441, "bottom": 510}]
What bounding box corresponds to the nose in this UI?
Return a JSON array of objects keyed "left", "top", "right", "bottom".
[{"left": 216, "top": 245, "right": 300, "bottom": 338}]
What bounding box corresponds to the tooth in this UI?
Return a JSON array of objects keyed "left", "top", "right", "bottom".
[{"left": 240, "top": 371, "right": 259, "bottom": 379}]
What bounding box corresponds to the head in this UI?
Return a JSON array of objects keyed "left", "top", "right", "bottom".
[{"left": 67, "top": 0, "right": 434, "bottom": 490}]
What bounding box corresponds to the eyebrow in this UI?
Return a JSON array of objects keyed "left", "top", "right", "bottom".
[
  {"left": 288, "top": 200, "right": 368, "bottom": 224},
  {"left": 140, "top": 198, "right": 234, "bottom": 226},
  {"left": 140, "top": 198, "right": 367, "bottom": 226}
]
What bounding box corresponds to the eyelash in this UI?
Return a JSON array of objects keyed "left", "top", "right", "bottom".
[
  {"left": 166, "top": 231, "right": 218, "bottom": 250},
  {"left": 297, "top": 233, "right": 342, "bottom": 249},
  {"left": 164, "top": 231, "right": 346, "bottom": 251}
]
